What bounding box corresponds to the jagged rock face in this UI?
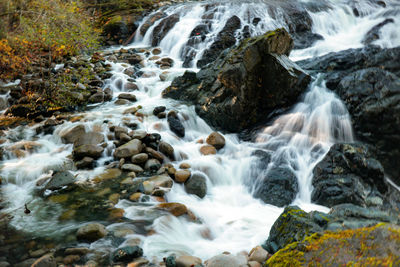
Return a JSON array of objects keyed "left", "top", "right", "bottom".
[
  {"left": 163, "top": 28, "right": 311, "bottom": 133},
  {"left": 152, "top": 14, "right": 180, "bottom": 46},
  {"left": 298, "top": 46, "right": 400, "bottom": 184},
  {"left": 312, "top": 143, "right": 388, "bottom": 208}
]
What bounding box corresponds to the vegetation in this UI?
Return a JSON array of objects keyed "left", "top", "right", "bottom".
[{"left": 0, "top": 0, "right": 100, "bottom": 80}]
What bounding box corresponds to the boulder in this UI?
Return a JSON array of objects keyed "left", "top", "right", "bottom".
[
  {"left": 312, "top": 143, "right": 387, "bottom": 207},
  {"left": 140, "top": 12, "right": 166, "bottom": 36},
  {"left": 157, "top": 202, "right": 188, "bottom": 216},
  {"left": 362, "top": 18, "right": 394, "bottom": 45},
  {"left": 184, "top": 173, "right": 207, "bottom": 198},
  {"left": 148, "top": 174, "right": 174, "bottom": 188},
  {"left": 121, "top": 164, "right": 144, "bottom": 173},
  {"left": 200, "top": 145, "right": 217, "bottom": 155},
  {"left": 118, "top": 93, "right": 137, "bottom": 102},
  {"left": 114, "top": 139, "right": 142, "bottom": 158},
  {"left": 131, "top": 153, "right": 148, "bottom": 164},
  {"left": 248, "top": 246, "right": 269, "bottom": 263},
  {"left": 144, "top": 159, "right": 161, "bottom": 171},
  {"left": 163, "top": 28, "right": 310, "bottom": 133},
  {"left": 253, "top": 166, "right": 298, "bottom": 207},
  {"left": 206, "top": 132, "right": 225, "bottom": 149},
  {"left": 73, "top": 132, "right": 104, "bottom": 147},
  {"left": 76, "top": 223, "right": 107, "bottom": 242}
]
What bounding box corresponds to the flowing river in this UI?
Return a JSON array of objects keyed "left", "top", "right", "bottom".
[{"left": 1, "top": 0, "right": 399, "bottom": 263}]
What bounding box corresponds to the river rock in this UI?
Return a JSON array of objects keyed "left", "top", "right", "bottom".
[
  {"left": 206, "top": 132, "right": 225, "bottom": 149},
  {"left": 111, "top": 246, "right": 143, "bottom": 263},
  {"left": 158, "top": 141, "right": 174, "bottom": 159},
  {"left": 114, "top": 139, "right": 142, "bottom": 158},
  {"left": 148, "top": 174, "right": 174, "bottom": 188},
  {"left": 73, "top": 131, "right": 104, "bottom": 146},
  {"left": 73, "top": 144, "right": 104, "bottom": 159},
  {"left": 362, "top": 18, "right": 394, "bottom": 45},
  {"left": 184, "top": 173, "right": 207, "bottom": 198},
  {"left": 76, "top": 223, "right": 107, "bottom": 242},
  {"left": 312, "top": 143, "right": 387, "bottom": 207},
  {"left": 176, "top": 255, "right": 202, "bottom": 267},
  {"left": 144, "top": 159, "right": 161, "bottom": 171},
  {"left": 167, "top": 114, "right": 185, "bottom": 137},
  {"left": 249, "top": 246, "right": 269, "bottom": 263},
  {"left": 205, "top": 254, "right": 247, "bottom": 267},
  {"left": 175, "top": 169, "right": 191, "bottom": 183},
  {"left": 60, "top": 124, "right": 86, "bottom": 144},
  {"left": 131, "top": 153, "right": 148, "bottom": 164},
  {"left": 153, "top": 106, "right": 166, "bottom": 115},
  {"left": 118, "top": 93, "right": 137, "bottom": 102},
  {"left": 121, "top": 164, "right": 144, "bottom": 173},
  {"left": 253, "top": 166, "right": 298, "bottom": 207},
  {"left": 140, "top": 12, "right": 166, "bottom": 36},
  {"left": 163, "top": 28, "right": 310, "bottom": 132},
  {"left": 200, "top": 145, "right": 217, "bottom": 155},
  {"left": 45, "top": 171, "right": 75, "bottom": 190},
  {"left": 157, "top": 202, "right": 188, "bottom": 216}
]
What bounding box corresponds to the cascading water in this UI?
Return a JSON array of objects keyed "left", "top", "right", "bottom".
[{"left": 0, "top": 0, "right": 399, "bottom": 263}]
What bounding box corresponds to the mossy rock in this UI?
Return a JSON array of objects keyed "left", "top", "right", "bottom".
[{"left": 266, "top": 223, "right": 400, "bottom": 266}]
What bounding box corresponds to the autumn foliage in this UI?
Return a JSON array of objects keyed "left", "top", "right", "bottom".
[{"left": 0, "top": 0, "right": 99, "bottom": 80}]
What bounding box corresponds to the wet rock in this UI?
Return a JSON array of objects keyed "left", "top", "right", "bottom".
[
  {"left": 312, "top": 143, "right": 387, "bottom": 207},
  {"left": 111, "top": 246, "right": 143, "bottom": 263},
  {"left": 73, "top": 144, "right": 104, "bottom": 159},
  {"left": 362, "top": 18, "right": 394, "bottom": 45},
  {"left": 176, "top": 255, "right": 202, "bottom": 267},
  {"left": 131, "top": 153, "right": 148, "bottom": 164},
  {"left": 45, "top": 171, "right": 75, "bottom": 190},
  {"left": 60, "top": 124, "right": 86, "bottom": 144},
  {"left": 152, "top": 14, "right": 180, "bottom": 46},
  {"left": 157, "top": 202, "right": 188, "bottom": 216},
  {"left": 74, "top": 132, "right": 104, "bottom": 147},
  {"left": 206, "top": 132, "right": 225, "bottom": 149},
  {"left": 184, "top": 173, "right": 207, "bottom": 198},
  {"left": 158, "top": 141, "right": 174, "bottom": 159},
  {"left": 157, "top": 112, "right": 166, "bottom": 119},
  {"left": 145, "top": 147, "right": 164, "bottom": 162},
  {"left": 125, "top": 82, "right": 139, "bottom": 91},
  {"left": 115, "top": 99, "right": 130, "bottom": 105},
  {"left": 197, "top": 16, "right": 241, "bottom": 68},
  {"left": 63, "top": 255, "right": 80, "bottom": 265},
  {"left": 200, "top": 145, "right": 217, "bottom": 155},
  {"left": 152, "top": 48, "right": 162, "bottom": 55},
  {"left": 206, "top": 254, "right": 247, "bottom": 267},
  {"left": 114, "top": 139, "right": 143, "bottom": 158},
  {"left": 263, "top": 206, "right": 324, "bottom": 254},
  {"left": 88, "top": 92, "right": 104, "bottom": 103},
  {"left": 179, "top": 162, "right": 191, "bottom": 169},
  {"left": 131, "top": 130, "right": 147, "bottom": 140},
  {"left": 253, "top": 166, "right": 298, "bottom": 207},
  {"left": 148, "top": 174, "right": 174, "bottom": 188},
  {"left": 140, "top": 12, "right": 166, "bottom": 36},
  {"left": 93, "top": 168, "right": 122, "bottom": 183},
  {"left": 174, "top": 169, "right": 191, "bottom": 183},
  {"left": 164, "top": 28, "right": 310, "bottom": 132},
  {"left": 167, "top": 115, "right": 185, "bottom": 137},
  {"left": 118, "top": 93, "right": 137, "bottom": 102},
  {"left": 75, "top": 157, "right": 95, "bottom": 169},
  {"left": 31, "top": 254, "right": 56, "bottom": 267},
  {"left": 121, "top": 164, "right": 144, "bottom": 173},
  {"left": 144, "top": 159, "right": 161, "bottom": 171},
  {"left": 153, "top": 106, "right": 166, "bottom": 116},
  {"left": 76, "top": 223, "right": 107, "bottom": 242}
]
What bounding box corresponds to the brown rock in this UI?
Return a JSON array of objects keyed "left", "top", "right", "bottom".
[
  {"left": 200, "top": 145, "right": 217, "bottom": 155},
  {"left": 157, "top": 202, "right": 187, "bottom": 216},
  {"left": 249, "top": 246, "right": 269, "bottom": 263},
  {"left": 31, "top": 254, "right": 56, "bottom": 267},
  {"left": 206, "top": 132, "right": 226, "bottom": 149},
  {"left": 174, "top": 169, "right": 191, "bottom": 183}
]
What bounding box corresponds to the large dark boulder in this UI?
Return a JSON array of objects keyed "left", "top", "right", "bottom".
[
  {"left": 298, "top": 46, "right": 400, "bottom": 184},
  {"left": 253, "top": 166, "right": 298, "bottom": 207},
  {"left": 312, "top": 143, "right": 388, "bottom": 208},
  {"left": 196, "top": 15, "right": 241, "bottom": 68},
  {"left": 163, "top": 28, "right": 311, "bottom": 133}
]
